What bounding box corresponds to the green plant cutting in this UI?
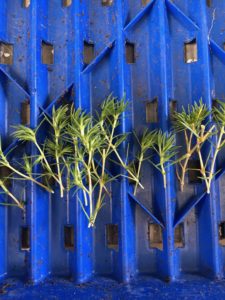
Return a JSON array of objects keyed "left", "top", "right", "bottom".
[
  {"left": 173, "top": 100, "right": 214, "bottom": 192},
  {"left": 0, "top": 96, "right": 225, "bottom": 226}
]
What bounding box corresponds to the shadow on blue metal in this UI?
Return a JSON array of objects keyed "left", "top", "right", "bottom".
[{"left": 1, "top": 0, "right": 225, "bottom": 297}]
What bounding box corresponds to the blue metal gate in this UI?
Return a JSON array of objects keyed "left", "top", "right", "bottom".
[{"left": 0, "top": 0, "right": 225, "bottom": 292}]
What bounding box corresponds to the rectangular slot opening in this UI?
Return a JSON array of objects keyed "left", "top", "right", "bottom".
[
  {"left": 148, "top": 223, "right": 163, "bottom": 250},
  {"left": 21, "top": 226, "right": 30, "bottom": 251},
  {"left": 169, "top": 100, "right": 177, "bottom": 121},
  {"left": 219, "top": 222, "right": 225, "bottom": 246},
  {"left": 0, "top": 167, "right": 11, "bottom": 188},
  {"left": 62, "top": 0, "right": 72, "bottom": 7},
  {"left": 106, "top": 224, "right": 118, "bottom": 250},
  {"left": 174, "top": 223, "right": 185, "bottom": 248},
  {"left": 64, "top": 225, "right": 74, "bottom": 250},
  {"left": 125, "top": 41, "right": 135, "bottom": 64},
  {"left": 146, "top": 98, "right": 158, "bottom": 123},
  {"left": 0, "top": 42, "right": 13, "bottom": 65},
  {"left": 23, "top": 0, "right": 30, "bottom": 7},
  {"left": 21, "top": 100, "right": 30, "bottom": 126},
  {"left": 102, "top": 0, "right": 113, "bottom": 6},
  {"left": 188, "top": 160, "right": 202, "bottom": 184},
  {"left": 142, "top": 0, "right": 151, "bottom": 5},
  {"left": 206, "top": 0, "right": 212, "bottom": 7},
  {"left": 83, "top": 41, "right": 95, "bottom": 65},
  {"left": 184, "top": 39, "right": 198, "bottom": 63},
  {"left": 42, "top": 41, "right": 54, "bottom": 65}
]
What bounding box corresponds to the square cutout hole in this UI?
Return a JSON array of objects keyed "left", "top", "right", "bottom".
[
  {"left": 184, "top": 39, "right": 198, "bottom": 63},
  {"left": 146, "top": 98, "right": 158, "bottom": 123},
  {"left": 23, "top": 0, "right": 30, "bottom": 8},
  {"left": 206, "top": 0, "right": 212, "bottom": 7},
  {"left": 0, "top": 166, "right": 11, "bottom": 188},
  {"left": 219, "top": 222, "right": 225, "bottom": 246},
  {"left": 42, "top": 41, "right": 54, "bottom": 65},
  {"left": 174, "top": 223, "right": 185, "bottom": 248},
  {"left": 142, "top": 0, "right": 151, "bottom": 5},
  {"left": 64, "top": 225, "right": 74, "bottom": 250},
  {"left": 148, "top": 223, "right": 163, "bottom": 250},
  {"left": 21, "top": 100, "right": 30, "bottom": 125},
  {"left": 0, "top": 42, "right": 13, "bottom": 65},
  {"left": 125, "top": 41, "right": 135, "bottom": 64},
  {"left": 21, "top": 226, "right": 30, "bottom": 251},
  {"left": 83, "top": 41, "right": 95, "bottom": 65},
  {"left": 102, "top": 0, "right": 113, "bottom": 6},
  {"left": 62, "top": 0, "right": 72, "bottom": 7},
  {"left": 106, "top": 224, "right": 118, "bottom": 250},
  {"left": 188, "top": 160, "right": 202, "bottom": 184}
]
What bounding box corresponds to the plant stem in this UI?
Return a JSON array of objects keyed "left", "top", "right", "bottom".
[
  {"left": 55, "top": 134, "right": 64, "bottom": 198},
  {"left": 89, "top": 149, "right": 106, "bottom": 227},
  {"left": 196, "top": 139, "right": 210, "bottom": 192},
  {"left": 179, "top": 131, "right": 193, "bottom": 191},
  {"left": 0, "top": 180, "right": 24, "bottom": 210},
  {"left": 134, "top": 152, "right": 144, "bottom": 195},
  {"left": 3, "top": 162, "right": 53, "bottom": 193},
  {"left": 100, "top": 122, "right": 144, "bottom": 189},
  {"left": 207, "top": 126, "right": 224, "bottom": 193},
  {"left": 177, "top": 126, "right": 215, "bottom": 192},
  {"left": 87, "top": 153, "right": 93, "bottom": 221},
  {"left": 112, "top": 144, "right": 144, "bottom": 188},
  {"left": 35, "top": 140, "right": 61, "bottom": 188}
]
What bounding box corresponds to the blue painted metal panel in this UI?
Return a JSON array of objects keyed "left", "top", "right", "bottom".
[{"left": 0, "top": 0, "right": 225, "bottom": 297}]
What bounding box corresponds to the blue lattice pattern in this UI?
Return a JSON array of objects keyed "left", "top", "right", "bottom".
[{"left": 0, "top": 0, "right": 225, "bottom": 286}]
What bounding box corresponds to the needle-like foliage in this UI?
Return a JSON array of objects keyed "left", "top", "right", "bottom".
[
  {"left": 66, "top": 98, "right": 134, "bottom": 227},
  {"left": 173, "top": 100, "right": 210, "bottom": 137},
  {"left": 203, "top": 100, "right": 225, "bottom": 193},
  {"left": 44, "top": 105, "right": 71, "bottom": 197},
  {"left": 131, "top": 129, "right": 157, "bottom": 195},
  {"left": 3, "top": 95, "right": 225, "bottom": 226},
  {"left": 173, "top": 100, "right": 214, "bottom": 191},
  {"left": 152, "top": 130, "right": 177, "bottom": 188}
]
